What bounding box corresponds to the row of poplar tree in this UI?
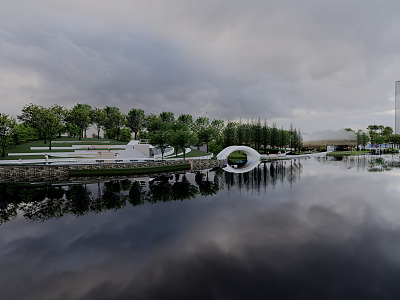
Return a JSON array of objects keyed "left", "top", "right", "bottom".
[{"left": 0, "top": 103, "right": 303, "bottom": 158}]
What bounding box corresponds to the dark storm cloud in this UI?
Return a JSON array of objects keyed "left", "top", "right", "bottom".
[{"left": 1, "top": 0, "right": 400, "bottom": 130}]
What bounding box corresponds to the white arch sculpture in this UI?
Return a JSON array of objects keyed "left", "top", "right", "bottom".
[
  {"left": 217, "top": 146, "right": 261, "bottom": 174},
  {"left": 216, "top": 146, "right": 261, "bottom": 161}
]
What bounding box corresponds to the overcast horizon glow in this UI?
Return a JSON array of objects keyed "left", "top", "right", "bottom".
[{"left": 1, "top": 0, "right": 399, "bottom": 133}]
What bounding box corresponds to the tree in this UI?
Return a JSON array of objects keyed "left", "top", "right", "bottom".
[
  {"left": 119, "top": 128, "right": 133, "bottom": 142},
  {"left": 356, "top": 130, "right": 369, "bottom": 150},
  {"left": 13, "top": 123, "right": 39, "bottom": 145},
  {"left": 90, "top": 107, "right": 106, "bottom": 139},
  {"left": 41, "top": 106, "right": 64, "bottom": 150},
  {"left": 159, "top": 111, "right": 175, "bottom": 123},
  {"left": 169, "top": 129, "right": 198, "bottom": 160},
  {"left": 144, "top": 113, "right": 158, "bottom": 128},
  {"left": 51, "top": 104, "right": 67, "bottom": 138},
  {"left": 390, "top": 134, "right": 400, "bottom": 149},
  {"left": 177, "top": 114, "right": 193, "bottom": 127},
  {"left": 242, "top": 122, "right": 251, "bottom": 146},
  {"left": 103, "top": 106, "right": 126, "bottom": 141},
  {"left": 361, "top": 132, "right": 369, "bottom": 149},
  {"left": 237, "top": 118, "right": 243, "bottom": 145},
  {"left": 367, "top": 125, "right": 379, "bottom": 143},
  {"left": 289, "top": 123, "right": 295, "bottom": 151},
  {"left": 382, "top": 126, "right": 393, "bottom": 139},
  {"left": 127, "top": 108, "right": 145, "bottom": 140},
  {"left": 148, "top": 120, "right": 171, "bottom": 160},
  {"left": 375, "top": 135, "right": 386, "bottom": 154},
  {"left": 193, "top": 117, "right": 214, "bottom": 153},
  {"left": 0, "top": 113, "right": 16, "bottom": 157},
  {"left": 18, "top": 103, "right": 45, "bottom": 140},
  {"left": 168, "top": 122, "right": 187, "bottom": 156},
  {"left": 279, "top": 126, "right": 288, "bottom": 150},
  {"left": 270, "top": 122, "right": 278, "bottom": 148},
  {"left": 223, "top": 121, "right": 237, "bottom": 147},
  {"left": 253, "top": 118, "right": 262, "bottom": 151},
  {"left": 262, "top": 119, "right": 270, "bottom": 152},
  {"left": 356, "top": 130, "right": 362, "bottom": 150},
  {"left": 69, "top": 104, "right": 92, "bottom": 140}
]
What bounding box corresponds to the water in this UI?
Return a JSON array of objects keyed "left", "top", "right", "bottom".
[{"left": 1, "top": 156, "right": 400, "bottom": 299}]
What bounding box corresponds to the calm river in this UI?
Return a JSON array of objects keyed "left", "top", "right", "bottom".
[{"left": 1, "top": 156, "right": 400, "bottom": 299}]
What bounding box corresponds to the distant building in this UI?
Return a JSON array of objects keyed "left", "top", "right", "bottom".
[
  {"left": 302, "top": 130, "right": 357, "bottom": 149},
  {"left": 396, "top": 81, "right": 400, "bottom": 134}
]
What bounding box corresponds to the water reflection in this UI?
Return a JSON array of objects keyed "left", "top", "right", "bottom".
[
  {"left": 0, "top": 161, "right": 304, "bottom": 225},
  {"left": 3, "top": 158, "right": 400, "bottom": 299},
  {"left": 0, "top": 172, "right": 223, "bottom": 224}
]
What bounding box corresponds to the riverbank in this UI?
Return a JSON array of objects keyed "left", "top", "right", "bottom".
[
  {"left": 326, "top": 150, "right": 369, "bottom": 157},
  {"left": 0, "top": 159, "right": 226, "bottom": 183}
]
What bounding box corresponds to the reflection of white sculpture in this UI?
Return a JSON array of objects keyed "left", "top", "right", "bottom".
[
  {"left": 217, "top": 146, "right": 261, "bottom": 161},
  {"left": 217, "top": 146, "right": 262, "bottom": 174},
  {"left": 222, "top": 159, "right": 260, "bottom": 174}
]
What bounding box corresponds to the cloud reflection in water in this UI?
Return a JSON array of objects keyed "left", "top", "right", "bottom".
[{"left": 1, "top": 159, "right": 400, "bottom": 299}]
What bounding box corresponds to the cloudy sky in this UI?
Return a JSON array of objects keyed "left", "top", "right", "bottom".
[{"left": 1, "top": 0, "right": 399, "bottom": 133}]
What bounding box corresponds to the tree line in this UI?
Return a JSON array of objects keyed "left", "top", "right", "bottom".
[
  {"left": 0, "top": 103, "right": 303, "bottom": 158},
  {"left": 353, "top": 125, "right": 400, "bottom": 150}
]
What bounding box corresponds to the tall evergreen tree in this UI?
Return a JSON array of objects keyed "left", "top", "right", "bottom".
[
  {"left": 270, "top": 122, "right": 278, "bottom": 148},
  {"left": 262, "top": 119, "right": 269, "bottom": 152}
]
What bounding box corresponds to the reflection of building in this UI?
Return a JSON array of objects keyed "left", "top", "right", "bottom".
[{"left": 396, "top": 81, "right": 400, "bottom": 134}]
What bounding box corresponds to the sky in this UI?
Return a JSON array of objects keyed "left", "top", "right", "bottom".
[{"left": 0, "top": 0, "right": 399, "bottom": 133}]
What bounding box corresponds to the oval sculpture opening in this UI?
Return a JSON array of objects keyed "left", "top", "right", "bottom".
[{"left": 217, "top": 146, "right": 261, "bottom": 173}]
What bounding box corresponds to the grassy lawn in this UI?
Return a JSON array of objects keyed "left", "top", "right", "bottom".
[
  {"left": 228, "top": 151, "right": 247, "bottom": 160},
  {"left": 69, "top": 163, "right": 191, "bottom": 177},
  {"left": 327, "top": 151, "right": 370, "bottom": 157},
  {"left": 171, "top": 149, "right": 211, "bottom": 159}
]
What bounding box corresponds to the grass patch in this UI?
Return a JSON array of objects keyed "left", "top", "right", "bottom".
[
  {"left": 1, "top": 155, "right": 48, "bottom": 160},
  {"left": 12, "top": 149, "right": 76, "bottom": 153},
  {"left": 327, "top": 151, "right": 370, "bottom": 157},
  {"left": 172, "top": 149, "right": 211, "bottom": 158},
  {"left": 228, "top": 151, "right": 247, "bottom": 160},
  {"left": 0, "top": 155, "right": 83, "bottom": 161},
  {"left": 48, "top": 137, "right": 129, "bottom": 145},
  {"left": 69, "top": 163, "right": 191, "bottom": 177}
]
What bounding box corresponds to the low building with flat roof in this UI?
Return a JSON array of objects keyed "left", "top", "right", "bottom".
[{"left": 302, "top": 130, "right": 357, "bottom": 149}]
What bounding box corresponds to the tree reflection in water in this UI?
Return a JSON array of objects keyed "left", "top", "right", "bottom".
[
  {"left": 224, "top": 160, "right": 303, "bottom": 193},
  {"left": 0, "top": 160, "right": 306, "bottom": 224}
]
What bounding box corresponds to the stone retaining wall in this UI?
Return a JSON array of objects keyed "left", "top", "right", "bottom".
[{"left": 0, "top": 159, "right": 226, "bottom": 183}]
